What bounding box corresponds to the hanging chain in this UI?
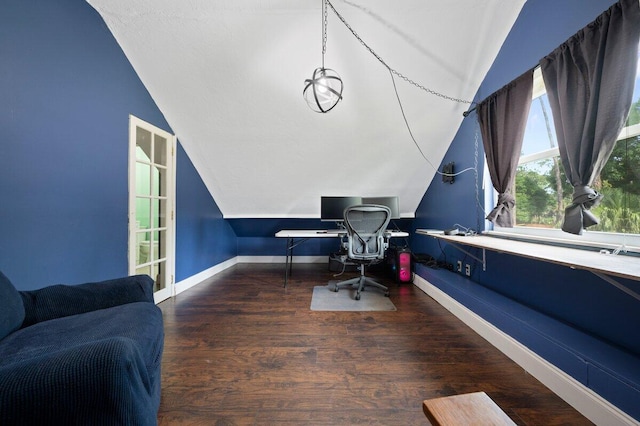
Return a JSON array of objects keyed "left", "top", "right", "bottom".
[
  {"left": 321, "top": 0, "right": 328, "bottom": 68},
  {"left": 324, "top": 0, "right": 474, "bottom": 105}
]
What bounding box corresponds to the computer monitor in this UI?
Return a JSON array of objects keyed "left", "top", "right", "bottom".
[
  {"left": 320, "top": 196, "right": 362, "bottom": 222},
  {"left": 362, "top": 196, "right": 400, "bottom": 219}
]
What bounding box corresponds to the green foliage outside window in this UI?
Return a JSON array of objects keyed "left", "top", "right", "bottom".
[{"left": 515, "top": 98, "right": 640, "bottom": 234}]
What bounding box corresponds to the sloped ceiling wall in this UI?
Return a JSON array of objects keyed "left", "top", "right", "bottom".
[{"left": 87, "top": 0, "right": 525, "bottom": 218}]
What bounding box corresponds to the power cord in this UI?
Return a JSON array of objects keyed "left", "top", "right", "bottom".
[
  {"left": 332, "top": 258, "right": 348, "bottom": 277},
  {"left": 389, "top": 69, "right": 475, "bottom": 180},
  {"left": 452, "top": 223, "right": 477, "bottom": 236}
]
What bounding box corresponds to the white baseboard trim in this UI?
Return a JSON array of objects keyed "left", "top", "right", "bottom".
[
  {"left": 237, "top": 255, "right": 327, "bottom": 264},
  {"left": 174, "top": 257, "right": 238, "bottom": 296},
  {"left": 412, "top": 274, "right": 638, "bottom": 426},
  {"left": 173, "top": 256, "right": 327, "bottom": 295}
]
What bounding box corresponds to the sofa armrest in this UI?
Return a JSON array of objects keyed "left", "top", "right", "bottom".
[
  {"left": 0, "top": 337, "right": 160, "bottom": 425},
  {"left": 19, "top": 275, "right": 155, "bottom": 327}
]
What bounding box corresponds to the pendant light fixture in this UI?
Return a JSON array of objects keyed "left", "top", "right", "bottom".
[{"left": 303, "top": 0, "right": 343, "bottom": 113}]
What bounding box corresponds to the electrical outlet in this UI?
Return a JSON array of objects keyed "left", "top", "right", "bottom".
[
  {"left": 465, "top": 264, "right": 471, "bottom": 276},
  {"left": 456, "top": 260, "right": 463, "bottom": 273}
]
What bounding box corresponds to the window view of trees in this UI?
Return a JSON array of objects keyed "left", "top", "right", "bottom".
[{"left": 515, "top": 68, "right": 640, "bottom": 234}]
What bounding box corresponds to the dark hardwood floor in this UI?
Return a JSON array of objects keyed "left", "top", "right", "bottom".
[{"left": 157, "top": 263, "right": 592, "bottom": 425}]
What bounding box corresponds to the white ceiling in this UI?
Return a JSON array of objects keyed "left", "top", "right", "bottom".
[{"left": 87, "top": 0, "right": 526, "bottom": 218}]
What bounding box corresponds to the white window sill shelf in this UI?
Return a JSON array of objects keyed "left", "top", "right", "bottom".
[
  {"left": 415, "top": 229, "right": 640, "bottom": 301},
  {"left": 488, "top": 228, "right": 640, "bottom": 255}
]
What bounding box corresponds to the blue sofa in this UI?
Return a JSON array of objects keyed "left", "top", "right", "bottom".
[{"left": 0, "top": 271, "right": 164, "bottom": 425}]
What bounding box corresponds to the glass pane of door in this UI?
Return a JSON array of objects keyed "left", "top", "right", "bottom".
[{"left": 129, "top": 115, "right": 174, "bottom": 302}]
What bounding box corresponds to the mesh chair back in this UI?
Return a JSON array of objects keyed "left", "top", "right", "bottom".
[{"left": 343, "top": 204, "right": 391, "bottom": 262}]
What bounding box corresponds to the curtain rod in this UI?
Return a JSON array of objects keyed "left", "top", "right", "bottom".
[{"left": 463, "top": 65, "right": 538, "bottom": 117}]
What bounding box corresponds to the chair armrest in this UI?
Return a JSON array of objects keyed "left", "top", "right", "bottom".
[{"left": 19, "top": 275, "right": 155, "bottom": 327}]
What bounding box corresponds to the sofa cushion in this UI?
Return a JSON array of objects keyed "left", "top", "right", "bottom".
[
  {"left": 19, "top": 274, "right": 155, "bottom": 327},
  {"left": 0, "top": 301, "right": 163, "bottom": 374},
  {"left": 0, "top": 271, "right": 25, "bottom": 340}
]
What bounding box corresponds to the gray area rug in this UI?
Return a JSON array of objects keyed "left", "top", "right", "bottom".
[{"left": 310, "top": 282, "right": 396, "bottom": 311}]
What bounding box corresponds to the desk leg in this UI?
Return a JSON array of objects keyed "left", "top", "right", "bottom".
[
  {"left": 282, "top": 237, "right": 310, "bottom": 288},
  {"left": 284, "top": 237, "right": 293, "bottom": 288}
]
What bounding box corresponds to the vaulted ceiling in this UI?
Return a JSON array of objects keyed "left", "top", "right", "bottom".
[{"left": 87, "top": 0, "right": 526, "bottom": 218}]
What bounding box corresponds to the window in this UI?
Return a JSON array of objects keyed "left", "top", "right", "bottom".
[{"left": 492, "top": 42, "right": 640, "bottom": 250}]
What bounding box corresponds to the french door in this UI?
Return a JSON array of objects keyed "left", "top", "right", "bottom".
[{"left": 128, "top": 115, "right": 176, "bottom": 303}]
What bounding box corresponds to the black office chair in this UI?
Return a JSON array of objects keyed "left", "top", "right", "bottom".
[{"left": 333, "top": 204, "right": 391, "bottom": 300}]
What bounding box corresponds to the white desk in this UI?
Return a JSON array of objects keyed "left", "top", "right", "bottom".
[
  {"left": 416, "top": 229, "right": 640, "bottom": 301},
  {"left": 276, "top": 229, "right": 409, "bottom": 287}
]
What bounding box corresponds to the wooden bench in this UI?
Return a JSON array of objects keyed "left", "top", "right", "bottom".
[{"left": 423, "top": 392, "right": 516, "bottom": 426}]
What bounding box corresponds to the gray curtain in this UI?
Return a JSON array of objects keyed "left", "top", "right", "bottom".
[
  {"left": 540, "top": 0, "right": 640, "bottom": 235},
  {"left": 477, "top": 69, "right": 534, "bottom": 227}
]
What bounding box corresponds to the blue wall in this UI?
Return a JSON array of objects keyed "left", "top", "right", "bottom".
[
  {"left": 228, "top": 218, "right": 414, "bottom": 258},
  {"left": 230, "top": 219, "right": 338, "bottom": 257},
  {"left": 412, "top": 0, "right": 640, "bottom": 355},
  {"left": 0, "top": 0, "right": 236, "bottom": 289},
  {"left": 175, "top": 144, "right": 236, "bottom": 281}
]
